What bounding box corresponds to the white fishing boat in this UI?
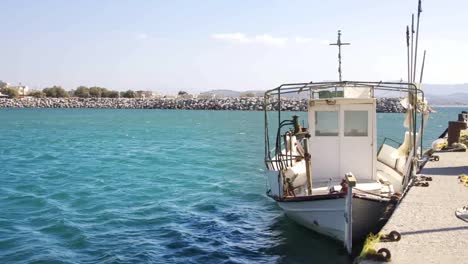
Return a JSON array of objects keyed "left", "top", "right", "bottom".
[{"left": 263, "top": 28, "right": 430, "bottom": 253}]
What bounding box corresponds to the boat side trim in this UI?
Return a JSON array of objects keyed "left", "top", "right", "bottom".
[{"left": 273, "top": 193, "right": 344, "bottom": 202}]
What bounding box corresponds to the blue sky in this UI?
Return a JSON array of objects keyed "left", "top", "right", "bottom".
[{"left": 0, "top": 0, "right": 466, "bottom": 93}]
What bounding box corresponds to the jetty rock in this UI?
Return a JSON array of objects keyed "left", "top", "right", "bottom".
[{"left": 0, "top": 97, "right": 405, "bottom": 113}]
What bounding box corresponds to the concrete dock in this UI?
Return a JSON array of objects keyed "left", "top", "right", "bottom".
[{"left": 362, "top": 151, "right": 468, "bottom": 263}]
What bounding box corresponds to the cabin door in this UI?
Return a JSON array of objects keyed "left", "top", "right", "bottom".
[
  {"left": 339, "top": 103, "right": 375, "bottom": 180},
  {"left": 309, "top": 104, "right": 340, "bottom": 183}
]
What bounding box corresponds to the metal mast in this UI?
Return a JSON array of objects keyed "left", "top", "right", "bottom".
[{"left": 330, "top": 30, "right": 350, "bottom": 82}]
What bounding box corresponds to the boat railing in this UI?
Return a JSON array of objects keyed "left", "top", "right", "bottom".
[
  {"left": 265, "top": 154, "right": 302, "bottom": 171},
  {"left": 266, "top": 132, "right": 304, "bottom": 171},
  {"left": 264, "top": 81, "right": 425, "bottom": 171},
  {"left": 264, "top": 81, "right": 422, "bottom": 98}
]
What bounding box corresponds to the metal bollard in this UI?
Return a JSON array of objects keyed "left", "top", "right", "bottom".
[{"left": 447, "top": 121, "right": 467, "bottom": 146}]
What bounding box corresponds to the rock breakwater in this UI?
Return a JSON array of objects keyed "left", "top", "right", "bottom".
[{"left": 0, "top": 97, "right": 404, "bottom": 112}]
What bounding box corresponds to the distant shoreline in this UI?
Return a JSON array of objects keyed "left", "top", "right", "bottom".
[{"left": 432, "top": 104, "right": 468, "bottom": 108}]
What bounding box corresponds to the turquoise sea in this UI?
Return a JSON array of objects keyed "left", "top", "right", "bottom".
[{"left": 0, "top": 107, "right": 465, "bottom": 264}]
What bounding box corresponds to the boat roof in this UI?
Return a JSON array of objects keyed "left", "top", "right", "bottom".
[{"left": 265, "top": 81, "right": 423, "bottom": 98}]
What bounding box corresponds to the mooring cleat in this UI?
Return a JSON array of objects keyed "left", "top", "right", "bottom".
[{"left": 414, "top": 181, "right": 429, "bottom": 187}]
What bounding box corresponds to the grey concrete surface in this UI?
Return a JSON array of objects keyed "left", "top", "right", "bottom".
[{"left": 361, "top": 151, "right": 468, "bottom": 263}]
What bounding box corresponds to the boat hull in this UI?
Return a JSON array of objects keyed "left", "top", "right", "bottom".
[{"left": 277, "top": 196, "right": 388, "bottom": 242}]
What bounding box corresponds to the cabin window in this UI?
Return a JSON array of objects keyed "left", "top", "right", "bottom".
[
  {"left": 315, "top": 111, "right": 339, "bottom": 136},
  {"left": 344, "top": 111, "right": 368, "bottom": 136}
]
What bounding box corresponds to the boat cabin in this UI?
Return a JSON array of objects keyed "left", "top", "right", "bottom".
[{"left": 309, "top": 97, "right": 376, "bottom": 186}]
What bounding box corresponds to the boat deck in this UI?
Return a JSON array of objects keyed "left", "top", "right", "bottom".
[{"left": 360, "top": 151, "right": 468, "bottom": 263}]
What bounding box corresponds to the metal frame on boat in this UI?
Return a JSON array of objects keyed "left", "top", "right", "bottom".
[{"left": 264, "top": 81, "right": 425, "bottom": 182}]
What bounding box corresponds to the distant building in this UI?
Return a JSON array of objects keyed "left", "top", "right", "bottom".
[
  {"left": 196, "top": 92, "right": 216, "bottom": 99},
  {"left": 7, "top": 84, "right": 29, "bottom": 96},
  {"left": 0, "top": 92, "right": 8, "bottom": 98},
  {"left": 163, "top": 95, "right": 177, "bottom": 99},
  {"left": 177, "top": 93, "right": 194, "bottom": 99},
  {"left": 152, "top": 91, "right": 162, "bottom": 98},
  {"left": 135, "top": 91, "right": 153, "bottom": 98}
]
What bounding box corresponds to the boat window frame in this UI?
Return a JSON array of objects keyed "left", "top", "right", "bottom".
[
  {"left": 344, "top": 110, "right": 369, "bottom": 137},
  {"left": 315, "top": 110, "right": 339, "bottom": 137}
]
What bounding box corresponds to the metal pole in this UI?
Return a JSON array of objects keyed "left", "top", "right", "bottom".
[
  {"left": 411, "top": 1, "right": 423, "bottom": 180},
  {"left": 419, "top": 50, "right": 427, "bottom": 159},
  {"left": 278, "top": 87, "right": 281, "bottom": 143},
  {"left": 338, "top": 42, "right": 342, "bottom": 82},
  {"left": 410, "top": 14, "right": 415, "bottom": 82},
  {"left": 406, "top": 26, "right": 411, "bottom": 84},
  {"left": 406, "top": 26, "right": 412, "bottom": 168},
  {"left": 304, "top": 138, "right": 312, "bottom": 195},
  {"left": 408, "top": 16, "right": 415, "bottom": 183},
  {"left": 419, "top": 50, "right": 427, "bottom": 84},
  {"left": 330, "top": 30, "right": 351, "bottom": 83},
  {"left": 413, "top": 0, "right": 423, "bottom": 82},
  {"left": 264, "top": 95, "right": 268, "bottom": 159}
]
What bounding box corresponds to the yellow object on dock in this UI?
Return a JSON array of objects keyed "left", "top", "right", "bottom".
[
  {"left": 359, "top": 233, "right": 381, "bottom": 258},
  {"left": 459, "top": 174, "right": 468, "bottom": 187}
]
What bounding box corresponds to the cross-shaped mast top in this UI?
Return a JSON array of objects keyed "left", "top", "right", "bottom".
[{"left": 329, "top": 30, "right": 350, "bottom": 82}]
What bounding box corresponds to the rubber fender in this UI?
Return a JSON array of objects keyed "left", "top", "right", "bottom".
[
  {"left": 365, "top": 248, "right": 392, "bottom": 262},
  {"left": 388, "top": 231, "right": 401, "bottom": 241},
  {"left": 414, "top": 181, "right": 429, "bottom": 187},
  {"left": 380, "top": 230, "right": 401, "bottom": 242},
  {"left": 377, "top": 248, "right": 391, "bottom": 261}
]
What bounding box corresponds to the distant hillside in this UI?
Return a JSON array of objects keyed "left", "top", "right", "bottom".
[
  {"left": 203, "top": 89, "right": 307, "bottom": 98},
  {"left": 203, "top": 90, "right": 264, "bottom": 97},
  {"left": 426, "top": 92, "right": 468, "bottom": 105},
  {"left": 423, "top": 84, "right": 468, "bottom": 95}
]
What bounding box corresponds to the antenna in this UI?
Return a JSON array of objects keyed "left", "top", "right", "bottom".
[{"left": 330, "top": 30, "right": 350, "bottom": 82}]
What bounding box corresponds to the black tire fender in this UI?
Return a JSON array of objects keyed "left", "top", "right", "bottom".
[
  {"left": 378, "top": 248, "right": 391, "bottom": 261},
  {"left": 389, "top": 231, "right": 401, "bottom": 241}
]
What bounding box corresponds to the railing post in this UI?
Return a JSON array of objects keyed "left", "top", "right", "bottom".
[
  {"left": 344, "top": 172, "right": 357, "bottom": 255},
  {"left": 303, "top": 138, "right": 312, "bottom": 195}
]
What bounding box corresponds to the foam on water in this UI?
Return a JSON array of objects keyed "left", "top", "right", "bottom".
[{"left": 0, "top": 107, "right": 464, "bottom": 263}]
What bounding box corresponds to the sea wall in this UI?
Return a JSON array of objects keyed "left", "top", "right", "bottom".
[{"left": 0, "top": 97, "right": 404, "bottom": 112}]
